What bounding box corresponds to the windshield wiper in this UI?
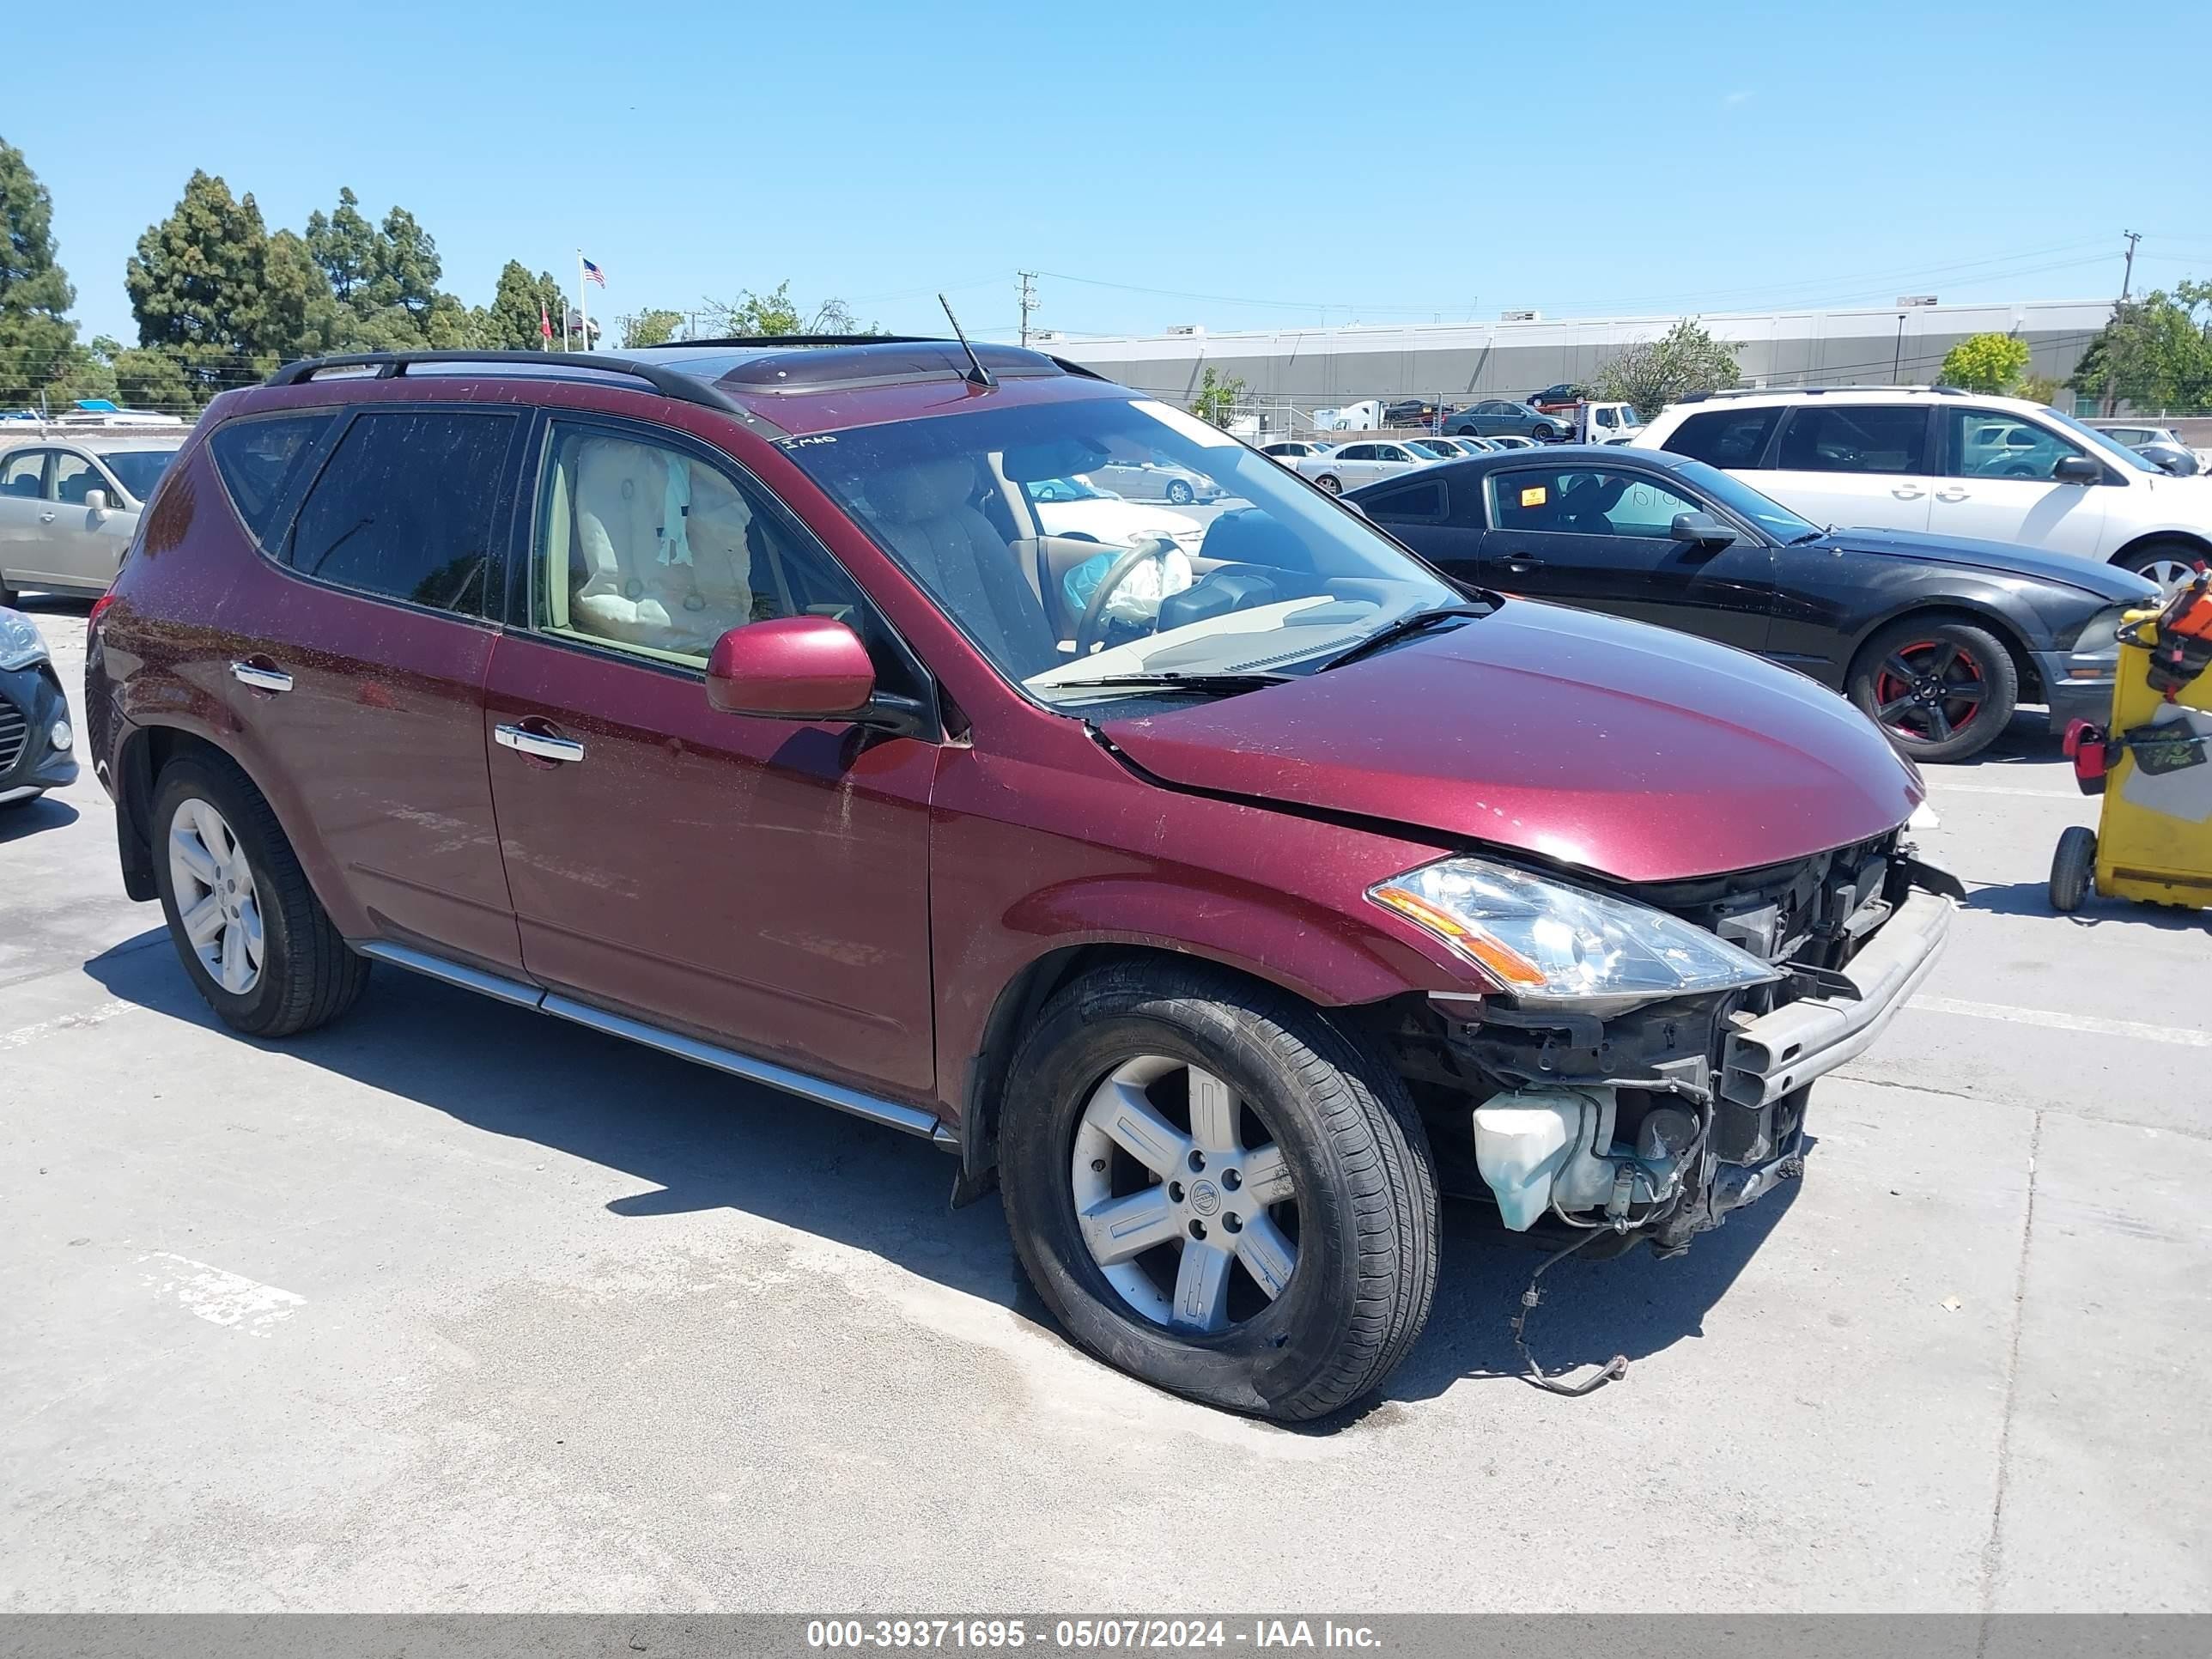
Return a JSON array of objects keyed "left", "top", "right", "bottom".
[
  {"left": 1316, "top": 604, "right": 1492, "bottom": 672},
  {"left": 1045, "top": 672, "right": 1293, "bottom": 696}
]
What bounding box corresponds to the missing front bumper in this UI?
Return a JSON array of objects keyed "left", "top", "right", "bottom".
[{"left": 1718, "top": 886, "right": 1954, "bottom": 1111}]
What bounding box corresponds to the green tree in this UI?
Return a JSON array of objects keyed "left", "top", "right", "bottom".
[
  {"left": 477, "top": 260, "right": 569, "bottom": 350},
  {"left": 703, "top": 282, "right": 878, "bottom": 337},
  {"left": 0, "top": 137, "right": 83, "bottom": 410},
  {"left": 1937, "top": 331, "right": 2031, "bottom": 393},
  {"left": 622, "top": 308, "right": 686, "bottom": 348},
  {"left": 1191, "top": 364, "right": 1245, "bottom": 428},
  {"left": 368, "top": 205, "right": 443, "bottom": 328},
  {"left": 2069, "top": 286, "right": 2212, "bottom": 412},
  {"left": 1590, "top": 318, "right": 1740, "bottom": 416},
  {"left": 304, "top": 187, "right": 377, "bottom": 306},
  {"left": 2014, "top": 372, "right": 2062, "bottom": 407},
  {"left": 125, "top": 170, "right": 287, "bottom": 404}
]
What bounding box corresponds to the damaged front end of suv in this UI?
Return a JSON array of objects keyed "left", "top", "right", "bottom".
[{"left": 1378, "top": 830, "right": 1958, "bottom": 1257}]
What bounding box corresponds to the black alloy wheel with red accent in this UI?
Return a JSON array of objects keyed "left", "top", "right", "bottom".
[{"left": 1848, "top": 617, "right": 2019, "bottom": 763}]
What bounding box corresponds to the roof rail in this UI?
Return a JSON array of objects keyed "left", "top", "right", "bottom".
[
  {"left": 1678, "top": 382, "right": 1966, "bottom": 404},
  {"left": 263, "top": 350, "right": 753, "bottom": 417}
]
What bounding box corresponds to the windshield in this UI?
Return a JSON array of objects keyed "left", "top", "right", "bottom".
[
  {"left": 2036, "top": 407, "right": 2161, "bottom": 474},
  {"left": 1674, "top": 459, "right": 1823, "bottom": 543},
  {"left": 781, "top": 394, "right": 1460, "bottom": 705},
  {"left": 99, "top": 448, "right": 179, "bottom": 501}
]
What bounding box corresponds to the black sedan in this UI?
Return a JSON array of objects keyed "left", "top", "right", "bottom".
[{"left": 1348, "top": 446, "right": 2160, "bottom": 762}]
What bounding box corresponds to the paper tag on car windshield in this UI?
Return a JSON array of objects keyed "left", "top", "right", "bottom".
[
  {"left": 1519, "top": 485, "right": 1548, "bottom": 507},
  {"left": 1129, "top": 399, "right": 1237, "bottom": 447}
]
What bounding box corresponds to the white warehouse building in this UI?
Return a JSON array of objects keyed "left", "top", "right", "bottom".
[{"left": 1046, "top": 299, "right": 2112, "bottom": 428}]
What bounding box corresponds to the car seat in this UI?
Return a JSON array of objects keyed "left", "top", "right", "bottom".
[
  {"left": 872, "top": 458, "right": 1059, "bottom": 678},
  {"left": 567, "top": 436, "right": 756, "bottom": 656}
]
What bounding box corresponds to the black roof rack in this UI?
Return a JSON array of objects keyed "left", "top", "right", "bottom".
[{"left": 263, "top": 350, "right": 754, "bottom": 418}]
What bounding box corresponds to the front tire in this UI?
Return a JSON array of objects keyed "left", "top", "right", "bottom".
[
  {"left": 152, "top": 753, "right": 368, "bottom": 1037},
  {"left": 1165, "top": 479, "right": 1194, "bottom": 505},
  {"left": 2118, "top": 539, "right": 2203, "bottom": 594},
  {"left": 999, "top": 963, "right": 1437, "bottom": 1421},
  {"left": 1314, "top": 473, "right": 1343, "bottom": 495},
  {"left": 1531, "top": 422, "right": 1558, "bottom": 441},
  {"left": 1849, "top": 617, "right": 2017, "bottom": 763},
  {"left": 2050, "top": 825, "right": 2096, "bottom": 914}
]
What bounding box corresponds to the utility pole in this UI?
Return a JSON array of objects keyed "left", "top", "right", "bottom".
[
  {"left": 1017, "top": 270, "right": 1038, "bottom": 347},
  {"left": 2102, "top": 229, "right": 2142, "bottom": 416}
]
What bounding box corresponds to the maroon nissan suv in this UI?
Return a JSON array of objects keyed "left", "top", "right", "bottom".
[{"left": 85, "top": 340, "right": 1954, "bottom": 1419}]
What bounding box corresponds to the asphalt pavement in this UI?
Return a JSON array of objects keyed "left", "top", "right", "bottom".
[{"left": 2, "top": 597, "right": 2206, "bottom": 1613}]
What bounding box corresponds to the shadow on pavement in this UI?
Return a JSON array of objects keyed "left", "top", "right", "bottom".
[
  {"left": 1932, "top": 708, "right": 2065, "bottom": 770},
  {"left": 83, "top": 928, "right": 1789, "bottom": 1424},
  {"left": 0, "top": 795, "right": 78, "bottom": 843},
  {"left": 1964, "top": 877, "right": 2212, "bottom": 931}
]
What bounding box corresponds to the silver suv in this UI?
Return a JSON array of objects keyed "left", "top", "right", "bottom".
[{"left": 0, "top": 429, "right": 184, "bottom": 604}]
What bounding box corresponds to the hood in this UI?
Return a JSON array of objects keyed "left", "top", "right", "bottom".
[
  {"left": 1818, "top": 526, "right": 2160, "bottom": 602},
  {"left": 1097, "top": 601, "right": 1923, "bottom": 884}
]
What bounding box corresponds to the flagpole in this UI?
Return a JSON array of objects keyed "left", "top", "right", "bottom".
[
  {"left": 577, "top": 250, "right": 590, "bottom": 354},
  {"left": 561, "top": 282, "right": 570, "bottom": 353}
]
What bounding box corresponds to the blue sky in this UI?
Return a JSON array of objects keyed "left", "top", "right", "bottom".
[{"left": 16, "top": 0, "right": 2212, "bottom": 345}]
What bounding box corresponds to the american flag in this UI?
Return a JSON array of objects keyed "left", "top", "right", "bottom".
[{"left": 581, "top": 258, "right": 606, "bottom": 287}]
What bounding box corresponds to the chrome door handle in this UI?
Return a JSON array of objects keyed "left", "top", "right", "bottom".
[
  {"left": 1934, "top": 486, "right": 1970, "bottom": 502},
  {"left": 495, "top": 723, "right": 585, "bottom": 763},
  {"left": 1503, "top": 553, "right": 1544, "bottom": 573},
  {"left": 229, "top": 661, "right": 293, "bottom": 693},
  {"left": 38, "top": 510, "right": 56, "bottom": 523},
  {"left": 1891, "top": 486, "right": 1925, "bottom": 500}
]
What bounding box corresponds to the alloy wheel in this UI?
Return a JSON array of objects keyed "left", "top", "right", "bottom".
[
  {"left": 2136, "top": 556, "right": 2198, "bottom": 594},
  {"left": 1873, "top": 639, "right": 1985, "bottom": 746},
  {"left": 1069, "top": 1054, "right": 1299, "bottom": 1334},
  {"left": 168, "top": 797, "right": 264, "bottom": 994}
]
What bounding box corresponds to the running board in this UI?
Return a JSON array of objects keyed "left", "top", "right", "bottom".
[{"left": 356, "top": 941, "right": 957, "bottom": 1146}]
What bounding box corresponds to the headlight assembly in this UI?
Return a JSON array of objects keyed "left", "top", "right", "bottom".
[
  {"left": 0, "top": 609, "right": 48, "bottom": 672},
  {"left": 1369, "top": 855, "right": 1781, "bottom": 1009}
]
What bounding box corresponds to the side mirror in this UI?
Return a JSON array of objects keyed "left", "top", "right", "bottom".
[
  {"left": 705, "top": 617, "right": 875, "bottom": 721},
  {"left": 1670, "top": 511, "right": 1739, "bottom": 549},
  {"left": 84, "top": 489, "right": 109, "bottom": 514},
  {"left": 2054, "top": 454, "right": 2102, "bottom": 485}
]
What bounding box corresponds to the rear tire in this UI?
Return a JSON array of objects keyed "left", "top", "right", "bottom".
[
  {"left": 0, "top": 581, "right": 17, "bottom": 607},
  {"left": 151, "top": 753, "right": 368, "bottom": 1038},
  {"left": 1849, "top": 617, "right": 2018, "bottom": 763},
  {"left": 1314, "top": 473, "right": 1343, "bottom": 495},
  {"left": 999, "top": 963, "right": 1437, "bottom": 1422},
  {"left": 2050, "top": 825, "right": 2096, "bottom": 914}
]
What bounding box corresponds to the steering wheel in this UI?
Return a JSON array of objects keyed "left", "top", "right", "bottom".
[{"left": 1074, "top": 537, "right": 1177, "bottom": 656}]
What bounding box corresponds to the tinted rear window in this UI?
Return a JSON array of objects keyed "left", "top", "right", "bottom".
[
  {"left": 287, "top": 410, "right": 516, "bottom": 616},
  {"left": 1775, "top": 404, "right": 1929, "bottom": 474},
  {"left": 209, "top": 415, "right": 333, "bottom": 548},
  {"left": 1662, "top": 407, "right": 1780, "bottom": 468},
  {"left": 1363, "top": 477, "right": 1447, "bottom": 521}
]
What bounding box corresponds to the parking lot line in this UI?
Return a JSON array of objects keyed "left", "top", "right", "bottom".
[
  {"left": 1911, "top": 994, "right": 2212, "bottom": 1048},
  {"left": 1925, "top": 781, "right": 2081, "bottom": 799},
  {"left": 137, "top": 1253, "right": 306, "bottom": 1336},
  {"left": 0, "top": 997, "right": 137, "bottom": 1053}
]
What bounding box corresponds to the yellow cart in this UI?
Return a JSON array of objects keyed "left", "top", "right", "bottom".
[{"left": 2050, "top": 574, "right": 2212, "bottom": 913}]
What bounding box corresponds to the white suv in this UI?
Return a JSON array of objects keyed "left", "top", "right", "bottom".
[{"left": 1634, "top": 388, "right": 2212, "bottom": 589}]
